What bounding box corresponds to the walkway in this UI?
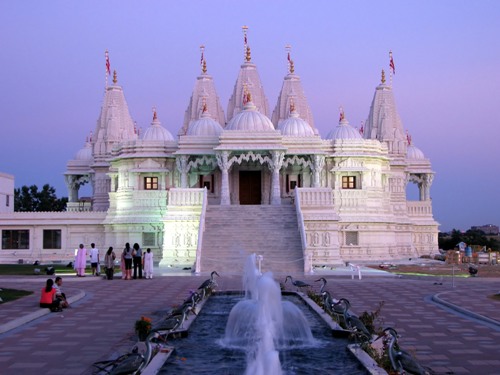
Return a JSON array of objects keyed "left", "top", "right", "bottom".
[{"left": 0, "top": 269, "right": 499, "bottom": 374}]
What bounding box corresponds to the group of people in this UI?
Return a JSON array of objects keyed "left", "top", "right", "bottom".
[
  {"left": 39, "top": 276, "right": 70, "bottom": 312},
  {"left": 74, "top": 243, "right": 100, "bottom": 277},
  {"left": 73, "top": 242, "right": 154, "bottom": 280},
  {"left": 121, "top": 243, "right": 154, "bottom": 280}
]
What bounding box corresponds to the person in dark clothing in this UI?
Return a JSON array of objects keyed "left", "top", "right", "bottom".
[{"left": 132, "top": 242, "right": 143, "bottom": 279}]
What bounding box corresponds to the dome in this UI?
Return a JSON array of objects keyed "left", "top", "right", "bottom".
[
  {"left": 278, "top": 111, "right": 314, "bottom": 137},
  {"left": 142, "top": 118, "right": 175, "bottom": 141},
  {"left": 326, "top": 118, "right": 362, "bottom": 140},
  {"left": 75, "top": 141, "right": 93, "bottom": 161},
  {"left": 186, "top": 112, "right": 223, "bottom": 136},
  {"left": 225, "top": 101, "right": 275, "bottom": 131},
  {"left": 406, "top": 144, "right": 425, "bottom": 160}
]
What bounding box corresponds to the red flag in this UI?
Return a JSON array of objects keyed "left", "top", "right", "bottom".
[
  {"left": 389, "top": 51, "right": 395, "bottom": 75},
  {"left": 105, "top": 50, "right": 111, "bottom": 76}
]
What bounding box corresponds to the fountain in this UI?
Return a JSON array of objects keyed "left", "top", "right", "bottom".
[
  {"left": 159, "top": 254, "right": 368, "bottom": 374},
  {"left": 223, "top": 254, "right": 314, "bottom": 374}
]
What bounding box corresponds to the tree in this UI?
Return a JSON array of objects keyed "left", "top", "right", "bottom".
[{"left": 14, "top": 184, "right": 67, "bottom": 212}]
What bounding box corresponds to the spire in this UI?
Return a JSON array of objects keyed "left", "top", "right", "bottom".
[
  {"left": 113, "top": 70, "right": 118, "bottom": 85},
  {"left": 152, "top": 106, "right": 157, "bottom": 121},
  {"left": 227, "top": 26, "right": 270, "bottom": 122},
  {"left": 271, "top": 45, "right": 315, "bottom": 132},
  {"left": 363, "top": 71, "right": 407, "bottom": 155},
  {"left": 181, "top": 47, "right": 226, "bottom": 135},
  {"left": 381, "top": 69, "right": 386, "bottom": 84},
  {"left": 406, "top": 130, "right": 412, "bottom": 145}
]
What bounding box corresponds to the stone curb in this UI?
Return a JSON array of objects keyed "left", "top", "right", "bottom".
[
  {"left": 0, "top": 289, "right": 86, "bottom": 334},
  {"left": 431, "top": 291, "right": 500, "bottom": 328}
]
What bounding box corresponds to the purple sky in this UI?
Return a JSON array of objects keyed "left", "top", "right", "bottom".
[{"left": 1, "top": 1, "right": 499, "bottom": 232}]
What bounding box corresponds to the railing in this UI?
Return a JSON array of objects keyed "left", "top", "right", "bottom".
[
  {"left": 333, "top": 189, "right": 367, "bottom": 209},
  {"left": 406, "top": 201, "right": 433, "bottom": 217},
  {"left": 168, "top": 188, "right": 205, "bottom": 206},
  {"left": 194, "top": 188, "right": 208, "bottom": 274},
  {"left": 296, "top": 188, "right": 334, "bottom": 207},
  {"left": 294, "top": 188, "right": 311, "bottom": 273}
]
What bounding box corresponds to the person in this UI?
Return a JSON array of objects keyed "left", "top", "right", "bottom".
[
  {"left": 143, "top": 248, "right": 154, "bottom": 279},
  {"left": 132, "top": 243, "right": 143, "bottom": 279},
  {"left": 123, "top": 243, "right": 133, "bottom": 280},
  {"left": 40, "top": 279, "right": 62, "bottom": 312},
  {"left": 75, "top": 244, "right": 87, "bottom": 277},
  {"left": 104, "top": 246, "right": 116, "bottom": 280},
  {"left": 89, "top": 243, "right": 100, "bottom": 276},
  {"left": 120, "top": 250, "right": 126, "bottom": 279},
  {"left": 54, "top": 276, "right": 69, "bottom": 308}
]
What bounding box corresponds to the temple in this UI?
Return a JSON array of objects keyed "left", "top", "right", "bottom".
[{"left": 0, "top": 34, "right": 438, "bottom": 272}]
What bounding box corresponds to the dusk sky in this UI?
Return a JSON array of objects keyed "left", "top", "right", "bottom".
[{"left": 1, "top": 1, "right": 499, "bottom": 232}]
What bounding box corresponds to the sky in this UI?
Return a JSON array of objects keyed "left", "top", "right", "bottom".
[{"left": 0, "top": 0, "right": 499, "bottom": 232}]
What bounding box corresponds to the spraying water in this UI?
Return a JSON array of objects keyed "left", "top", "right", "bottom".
[{"left": 223, "top": 254, "right": 314, "bottom": 375}]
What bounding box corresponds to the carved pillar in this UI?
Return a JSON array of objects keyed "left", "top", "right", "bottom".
[
  {"left": 64, "top": 175, "right": 79, "bottom": 202},
  {"left": 216, "top": 151, "right": 231, "bottom": 205},
  {"left": 269, "top": 151, "right": 285, "bottom": 205},
  {"left": 176, "top": 155, "right": 190, "bottom": 188},
  {"left": 424, "top": 174, "right": 434, "bottom": 201},
  {"left": 311, "top": 155, "right": 325, "bottom": 187}
]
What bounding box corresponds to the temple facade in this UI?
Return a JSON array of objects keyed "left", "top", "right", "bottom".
[{"left": 0, "top": 40, "right": 439, "bottom": 271}]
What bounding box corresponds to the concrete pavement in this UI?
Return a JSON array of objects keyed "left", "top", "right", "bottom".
[{"left": 0, "top": 267, "right": 499, "bottom": 374}]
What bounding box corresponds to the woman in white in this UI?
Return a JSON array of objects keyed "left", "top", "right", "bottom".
[{"left": 143, "top": 248, "right": 154, "bottom": 279}]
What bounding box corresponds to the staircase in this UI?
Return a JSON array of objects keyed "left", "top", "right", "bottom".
[{"left": 200, "top": 205, "right": 304, "bottom": 275}]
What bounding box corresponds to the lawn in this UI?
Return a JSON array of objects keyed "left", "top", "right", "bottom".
[
  {"left": 0, "top": 288, "right": 33, "bottom": 303},
  {"left": 0, "top": 264, "right": 76, "bottom": 276}
]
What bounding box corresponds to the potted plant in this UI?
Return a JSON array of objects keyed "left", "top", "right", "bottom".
[{"left": 135, "top": 316, "right": 152, "bottom": 341}]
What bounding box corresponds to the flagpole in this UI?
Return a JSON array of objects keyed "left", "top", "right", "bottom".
[
  {"left": 105, "top": 50, "right": 108, "bottom": 90},
  {"left": 389, "top": 50, "right": 394, "bottom": 87}
]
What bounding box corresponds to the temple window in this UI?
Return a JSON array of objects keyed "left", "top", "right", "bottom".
[
  {"left": 43, "top": 230, "right": 61, "bottom": 249},
  {"left": 142, "top": 232, "right": 156, "bottom": 247},
  {"left": 342, "top": 176, "right": 356, "bottom": 189},
  {"left": 144, "top": 177, "right": 158, "bottom": 190},
  {"left": 2, "top": 229, "right": 29, "bottom": 249},
  {"left": 345, "top": 231, "right": 359, "bottom": 246}
]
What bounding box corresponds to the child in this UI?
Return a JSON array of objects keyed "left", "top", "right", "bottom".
[{"left": 143, "top": 248, "right": 154, "bottom": 279}]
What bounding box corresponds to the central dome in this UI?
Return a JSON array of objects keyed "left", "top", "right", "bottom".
[
  {"left": 187, "top": 112, "right": 223, "bottom": 136},
  {"left": 225, "top": 101, "right": 275, "bottom": 131},
  {"left": 278, "top": 111, "right": 314, "bottom": 137},
  {"left": 143, "top": 117, "right": 175, "bottom": 141},
  {"left": 326, "top": 118, "right": 362, "bottom": 140}
]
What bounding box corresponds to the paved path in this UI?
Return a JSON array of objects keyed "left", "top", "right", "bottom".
[{"left": 0, "top": 270, "right": 499, "bottom": 375}]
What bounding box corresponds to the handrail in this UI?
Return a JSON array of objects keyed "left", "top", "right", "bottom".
[
  {"left": 194, "top": 188, "right": 208, "bottom": 274},
  {"left": 294, "top": 187, "right": 309, "bottom": 272}
]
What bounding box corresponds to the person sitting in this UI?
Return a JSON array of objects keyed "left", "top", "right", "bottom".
[
  {"left": 54, "top": 276, "right": 69, "bottom": 308},
  {"left": 40, "top": 279, "right": 62, "bottom": 312}
]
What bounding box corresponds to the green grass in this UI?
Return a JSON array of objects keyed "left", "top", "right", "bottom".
[
  {"left": 0, "top": 288, "right": 33, "bottom": 303},
  {"left": 0, "top": 264, "right": 76, "bottom": 276},
  {"left": 0, "top": 264, "right": 121, "bottom": 276}
]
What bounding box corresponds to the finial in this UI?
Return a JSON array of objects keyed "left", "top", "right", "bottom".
[
  {"left": 245, "top": 45, "right": 251, "bottom": 62},
  {"left": 406, "top": 130, "right": 412, "bottom": 145},
  {"left": 359, "top": 121, "right": 364, "bottom": 136},
  {"left": 242, "top": 83, "right": 249, "bottom": 105},
  {"left": 339, "top": 106, "right": 345, "bottom": 122},
  {"left": 89, "top": 131, "right": 93, "bottom": 143},
  {"left": 246, "top": 91, "right": 252, "bottom": 104},
  {"left": 381, "top": 69, "right": 386, "bottom": 84},
  {"left": 289, "top": 98, "right": 296, "bottom": 113},
  {"left": 242, "top": 26, "right": 251, "bottom": 62},
  {"left": 200, "top": 45, "right": 207, "bottom": 74},
  {"left": 286, "top": 44, "right": 294, "bottom": 74},
  {"left": 113, "top": 70, "right": 118, "bottom": 84},
  {"left": 389, "top": 50, "right": 395, "bottom": 75},
  {"left": 202, "top": 98, "right": 208, "bottom": 113},
  {"left": 152, "top": 106, "right": 157, "bottom": 121}
]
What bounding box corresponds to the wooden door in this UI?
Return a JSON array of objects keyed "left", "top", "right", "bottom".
[{"left": 239, "top": 171, "right": 261, "bottom": 205}]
